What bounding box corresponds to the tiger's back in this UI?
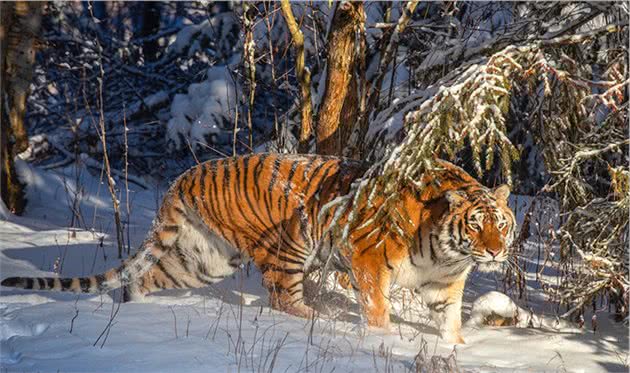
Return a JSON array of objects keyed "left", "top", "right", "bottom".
[{"left": 140, "top": 153, "right": 366, "bottom": 315}]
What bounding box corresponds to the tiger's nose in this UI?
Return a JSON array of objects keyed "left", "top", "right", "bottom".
[{"left": 487, "top": 248, "right": 502, "bottom": 258}]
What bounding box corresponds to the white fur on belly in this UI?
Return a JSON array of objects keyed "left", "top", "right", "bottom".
[{"left": 176, "top": 218, "right": 241, "bottom": 278}]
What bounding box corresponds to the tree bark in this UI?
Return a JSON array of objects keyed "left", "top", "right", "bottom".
[
  {"left": 316, "top": 2, "right": 364, "bottom": 156},
  {"left": 140, "top": 2, "right": 161, "bottom": 62},
  {"left": 0, "top": 1, "right": 43, "bottom": 214}
]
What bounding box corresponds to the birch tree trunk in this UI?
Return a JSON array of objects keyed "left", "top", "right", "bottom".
[{"left": 0, "top": 1, "right": 43, "bottom": 214}]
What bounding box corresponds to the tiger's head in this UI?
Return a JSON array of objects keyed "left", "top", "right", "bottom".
[{"left": 441, "top": 185, "right": 516, "bottom": 272}]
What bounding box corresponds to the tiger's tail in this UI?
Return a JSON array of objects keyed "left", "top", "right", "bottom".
[{"left": 1, "top": 239, "right": 166, "bottom": 294}]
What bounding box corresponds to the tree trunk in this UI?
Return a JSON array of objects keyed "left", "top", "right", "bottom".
[
  {"left": 0, "top": 1, "right": 43, "bottom": 214},
  {"left": 315, "top": 2, "right": 364, "bottom": 156},
  {"left": 140, "top": 2, "right": 161, "bottom": 62}
]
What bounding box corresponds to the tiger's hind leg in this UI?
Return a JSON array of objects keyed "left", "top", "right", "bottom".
[
  {"left": 261, "top": 264, "right": 314, "bottom": 319},
  {"left": 123, "top": 243, "right": 239, "bottom": 302},
  {"left": 121, "top": 251, "right": 201, "bottom": 302}
]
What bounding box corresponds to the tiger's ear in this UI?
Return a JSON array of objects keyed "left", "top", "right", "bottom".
[
  {"left": 493, "top": 184, "right": 510, "bottom": 202},
  {"left": 445, "top": 190, "right": 467, "bottom": 207}
]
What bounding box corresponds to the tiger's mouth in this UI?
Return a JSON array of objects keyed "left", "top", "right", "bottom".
[{"left": 471, "top": 250, "right": 508, "bottom": 272}]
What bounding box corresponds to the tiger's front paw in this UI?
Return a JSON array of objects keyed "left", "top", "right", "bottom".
[{"left": 365, "top": 311, "right": 391, "bottom": 331}]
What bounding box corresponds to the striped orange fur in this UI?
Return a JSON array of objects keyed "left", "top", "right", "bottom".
[{"left": 1, "top": 154, "right": 515, "bottom": 343}]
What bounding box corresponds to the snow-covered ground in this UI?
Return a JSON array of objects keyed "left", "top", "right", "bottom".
[{"left": 1, "top": 162, "right": 628, "bottom": 372}]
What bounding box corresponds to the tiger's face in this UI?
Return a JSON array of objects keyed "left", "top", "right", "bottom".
[{"left": 443, "top": 185, "right": 516, "bottom": 272}]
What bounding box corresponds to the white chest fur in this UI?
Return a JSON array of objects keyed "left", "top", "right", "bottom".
[{"left": 390, "top": 252, "right": 470, "bottom": 290}]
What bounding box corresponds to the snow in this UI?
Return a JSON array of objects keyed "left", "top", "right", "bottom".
[
  {"left": 166, "top": 65, "right": 239, "bottom": 152},
  {"left": 467, "top": 291, "right": 575, "bottom": 330},
  {"left": 1, "top": 164, "right": 628, "bottom": 372}
]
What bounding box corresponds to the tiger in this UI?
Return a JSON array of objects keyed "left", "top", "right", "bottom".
[{"left": 1, "top": 153, "right": 516, "bottom": 344}]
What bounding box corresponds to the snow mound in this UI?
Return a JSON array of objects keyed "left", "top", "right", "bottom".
[
  {"left": 0, "top": 343, "right": 21, "bottom": 365},
  {"left": 467, "top": 291, "right": 575, "bottom": 330},
  {"left": 0, "top": 310, "right": 49, "bottom": 364},
  {"left": 166, "top": 65, "right": 239, "bottom": 152},
  {"left": 0, "top": 315, "right": 48, "bottom": 340},
  {"left": 468, "top": 291, "right": 523, "bottom": 327},
  {"left": 168, "top": 12, "right": 239, "bottom": 58}
]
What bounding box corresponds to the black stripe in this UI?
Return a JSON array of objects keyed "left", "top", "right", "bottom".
[
  {"left": 60, "top": 278, "right": 73, "bottom": 290},
  {"left": 173, "top": 245, "right": 192, "bottom": 272},
  {"left": 179, "top": 278, "right": 195, "bottom": 289},
  {"left": 409, "top": 249, "right": 419, "bottom": 267},
  {"left": 94, "top": 274, "right": 107, "bottom": 292},
  {"left": 242, "top": 177, "right": 274, "bottom": 234},
  {"left": 137, "top": 273, "right": 146, "bottom": 291},
  {"left": 285, "top": 279, "right": 303, "bottom": 290},
  {"left": 235, "top": 157, "right": 243, "bottom": 193},
  {"left": 209, "top": 160, "right": 238, "bottom": 244},
  {"left": 26, "top": 278, "right": 34, "bottom": 289},
  {"left": 288, "top": 297, "right": 305, "bottom": 306},
  {"left": 155, "top": 277, "right": 166, "bottom": 289},
  {"left": 429, "top": 234, "right": 438, "bottom": 262},
  {"left": 383, "top": 243, "right": 394, "bottom": 270},
  {"left": 80, "top": 278, "right": 91, "bottom": 292},
  {"left": 177, "top": 180, "right": 188, "bottom": 210},
  {"left": 281, "top": 161, "right": 299, "bottom": 211},
  {"left": 188, "top": 168, "right": 198, "bottom": 211},
  {"left": 46, "top": 277, "right": 56, "bottom": 289},
  {"left": 134, "top": 263, "right": 144, "bottom": 274},
  {"left": 253, "top": 154, "right": 269, "bottom": 201},
  {"left": 309, "top": 163, "right": 334, "bottom": 239},
  {"left": 156, "top": 262, "right": 183, "bottom": 288},
  {"left": 267, "top": 156, "right": 282, "bottom": 216},
  {"left": 195, "top": 273, "right": 218, "bottom": 285},
  {"left": 418, "top": 228, "right": 424, "bottom": 258},
  {"left": 449, "top": 217, "right": 457, "bottom": 243},
  {"left": 260, "top": 264, "right": 303, "bottom": 275},
  {"left": 427, "top": 300, "right": 454, "bottom": 313},
  {"left": 196, "top": 262, "right": 208, "bottom": 275},
  {"left": 222, "top": 160, "right": 244, "bottom": 249},
  {"left": 231, "top": 158, "right": 266, "bottom": 238},
  {"left": 275, "top": 254, "right": 305, "bottom": 265},
  {"left": 288, "top": 288, "right": 302, "bottom": 297},
  {"left": 301, "top": 159, "right": 315, "bottom": 181},
  {"left": 37, "top": 278, "right": 46, "bottom": 289},
  {"left": 229, "top": 254, "right": 242, "bottom": 264},
  {"left": 144, "top": 252, "right": 160, "bottom": 264},
  {"left": 206, "top": 165, "right": 230, "bottom": 239},
  {"left": 198, "top": 164, "right": 212, "bottom": 221}
]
